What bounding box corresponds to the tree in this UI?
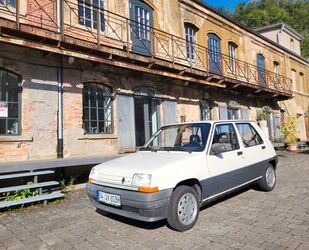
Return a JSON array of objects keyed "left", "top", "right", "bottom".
[{"left": 233, "top": 0, "right": 309, "bottom": 57}]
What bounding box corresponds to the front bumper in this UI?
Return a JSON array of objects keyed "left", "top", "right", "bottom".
[{"left": 86, "top": 183, "right": 173, "bottom": 222}]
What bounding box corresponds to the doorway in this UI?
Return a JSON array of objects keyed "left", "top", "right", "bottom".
[
  {"left": 257, "top": 54, "right": 266, "bottom": 86},
  {"left": 208, "top": 33, "right": 222, "bottom": 74},
  {"left": 134, "top": 96, "right": 160, "bottom": 147}
]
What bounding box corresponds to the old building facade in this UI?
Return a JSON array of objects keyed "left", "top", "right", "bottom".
[{"left": 0, "top": 0, "right": 308, "bottom": 163}]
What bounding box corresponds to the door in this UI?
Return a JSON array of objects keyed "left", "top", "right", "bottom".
[
  {"left": 117, "top": 95, "right": 136, "bottom": 153},
  {"left": 205, "top": 123, "right": 245, "bottom": 199},
  {"left": 162, "top": 100, "right": 177, "bottom": 126},
  {"left": 134, "top": 97, "right": 160, "bottom": 147},
  {"left": 130, "top": 0, "right": 153, "bottom": 56},
  {"left": 208, "top": 33, "right": 222, "bottom": 74},
  {"left": 305, "top": 116, "right": 309, "bottom": 141},
  {"left": 257, "top": 54, "right": 266, "bottom": 86}
]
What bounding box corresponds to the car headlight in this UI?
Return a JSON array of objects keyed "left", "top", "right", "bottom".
[
  {"left": 132, "top": 173, "right": 152, "bottom": 187},
  {"left": 88, "top": 167, "right": 97, "bottom": 183},
  {"left": 131, "top": 174, "right": 158, "bottom": 193}
]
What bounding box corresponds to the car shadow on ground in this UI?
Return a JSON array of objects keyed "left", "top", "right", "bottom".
[
  {"left": 298, "top": 150, "right": 309, "bottom": 154},
  {"left": 95, "top": 185, "right": 256, "bottom": 231},
  {"left": 95, "top": 209, "right": 167, "bottom": 230}
]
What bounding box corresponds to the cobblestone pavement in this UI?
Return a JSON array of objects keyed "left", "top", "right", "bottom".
[{"left": 1, "top": 151, "right": 309, "bottom": 250}]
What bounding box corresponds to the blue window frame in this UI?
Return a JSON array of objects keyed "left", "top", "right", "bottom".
[
  {"left": 208, "top": 33, "right": 222, "bottom": 74},
  {"left": 185, "top": 24, "right": 197, "bottom": 60},
  {"left": 257, "top": 54, "right": 266, "bottom": 86},
  {"left": 78, "top": 0, "right": 105, "bottom": 32}
]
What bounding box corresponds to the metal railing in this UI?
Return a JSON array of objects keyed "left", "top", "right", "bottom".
[{"left": 0, "top": 0, "right": 292, "bottom": 94}]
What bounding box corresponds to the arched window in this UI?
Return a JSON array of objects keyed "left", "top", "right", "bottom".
[
  {"left": 257, "top": 53, "right": 266, "bottom": 86},
  {"left": 185, "top": 23, "right": 197, "bottom": 60},
  {"left": 0, "top": 68, "right": 21, "bottom": 135},
  {"left": 78, "top": 0, "right": 106, "bottom": 32},
  {"left": 208, "top": 33, "right": 222, "bottom": 74},
  {"left": 273, "top": 61, "right": 280, "bottom": 76},
  {"left": 300, "top": 72, "right": 304, "bottom": 93},
  {"left": 82, "top": 83, "right": 113, "bottom": 134},
  {"left": 228, "top": 42, "right": 237, "bottom": 73}
]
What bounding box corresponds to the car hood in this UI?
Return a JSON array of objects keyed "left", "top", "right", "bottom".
[{"left": 90, "top": 151, "right": 201, "bottom": 186}]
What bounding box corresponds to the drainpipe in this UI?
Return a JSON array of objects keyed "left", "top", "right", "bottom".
[{"left": 57, "top": 0, "right": 63, "bottom": 158}]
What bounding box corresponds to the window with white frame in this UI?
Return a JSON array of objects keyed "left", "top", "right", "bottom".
[
  {"left": 300, "top": 72, "right": 304, "bottom": 93},
  {"left": 185, "top": 24, "right": 197, "bottom": 60},
  {"left": 83, "top": 84, "right": 113, "bottom": 134},
  {"left": 228, "top": 42, "right": 237, "bottom": 73},
  {"left": 78, "top": 0, "right": 105, "bottom": 32},
  {"left": 0, "top": 69, "right": 21, "bottom": 135},
  {"left": 0, "top": 0, "right": 15, "bottom": 8},
  {"left": 273, "top": 61, "right": 280, "bottom": 76},
  {"left": 200, "top": 99, "right": 211, "bottom": 121}
]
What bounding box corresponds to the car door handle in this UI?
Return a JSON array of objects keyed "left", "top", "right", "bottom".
[
  {"left": 262, "top": 146, "right": 266, "bottom": 150},
  {"left": 237, "top": 151, "right": 243, "bottom": 156}
]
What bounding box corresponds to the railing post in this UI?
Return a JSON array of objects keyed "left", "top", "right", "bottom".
[
  {"left": 151, "top": 29, "right": 155, "bottom": 59},
  {"left": 97, "top": 5, "right": 100, "bottom": 47},
  {"left": 57, "top": 0, "right": 64, "bottom": 40},
  {"left": 126, "top": 19, "right": 130, "bottom": 54},
  {"left": 171, "top": 35, "right": 175, "bottom": 65},
  {"left": 16, "top": 0, "right": 20, "bottom": 30}
]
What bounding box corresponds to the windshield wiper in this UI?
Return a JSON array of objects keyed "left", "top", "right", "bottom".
[{"left": 139, "top": 147, "right": 157, "bottom": 152}]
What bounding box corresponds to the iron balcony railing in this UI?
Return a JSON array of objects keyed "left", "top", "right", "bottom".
[{"left": 0, "top": 0, "right": 292, "bottom": 94}]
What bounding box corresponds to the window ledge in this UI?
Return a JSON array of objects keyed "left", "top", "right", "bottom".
[
  {"left": 78, "top": 134, "right": 118, "bottom": 140},
  {"left": 0, "top": 136, "right": 33, "bottom": 142}
]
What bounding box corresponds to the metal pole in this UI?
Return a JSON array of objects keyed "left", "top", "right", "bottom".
[
  {"left": 57, "top": 0, "right": 63, "bottom": 158},
  {"left": 57, "top": 56, "right": 63, "bottom": 158}
]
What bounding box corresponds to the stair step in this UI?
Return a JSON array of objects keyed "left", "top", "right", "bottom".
[
  {"left": 0, "top": 191, "right": 64, "bottom": 209},
  {"left": 0, "top": 181, "right": 59, "bottom": 193},
  {"left": 0, "top": 170, "right": 55, "bottom": 180}
]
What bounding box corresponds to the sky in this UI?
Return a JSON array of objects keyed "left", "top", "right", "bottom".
[{"left": 203, "top": 0, "right": 249, "bottom": 12}]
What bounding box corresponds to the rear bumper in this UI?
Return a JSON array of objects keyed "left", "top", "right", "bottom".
[{"left": 86, "top": 183, "right": 173, "bottom": 222}]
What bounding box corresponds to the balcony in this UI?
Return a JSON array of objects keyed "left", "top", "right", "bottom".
[{"left": 0, "top": 0, "right": 292, "bottom": 100}]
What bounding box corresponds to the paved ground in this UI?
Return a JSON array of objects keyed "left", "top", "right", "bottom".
[{"left": 0, "top": 151, "right": 309, "bottom": 250}]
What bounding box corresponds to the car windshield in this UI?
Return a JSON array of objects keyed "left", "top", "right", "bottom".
[{"left": 141, "top": 123, "right": 211, "bottom": 152}]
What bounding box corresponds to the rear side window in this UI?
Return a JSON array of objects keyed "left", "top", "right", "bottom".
[
  {"left": 211, "top": 124, "right": 240, "bottom": 153},
  {"left": 236, "top": 123, "right": 263, "bottom": 148}
]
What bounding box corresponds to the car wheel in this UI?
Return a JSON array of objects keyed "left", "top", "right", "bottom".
[
  {"left": 258, "top": 164, "right": 276, "bottom": 192},
  {"left": 167, "top": 185, "right": 199, "bottom": 232}
]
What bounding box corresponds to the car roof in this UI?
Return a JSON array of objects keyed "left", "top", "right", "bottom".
[{"left": 164, "top": 120, "right": 256, "bottom": 126}]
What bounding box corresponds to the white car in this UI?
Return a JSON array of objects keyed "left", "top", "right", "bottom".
[{"left": 87, "top": 121, "right": 277, "bottom": 231}]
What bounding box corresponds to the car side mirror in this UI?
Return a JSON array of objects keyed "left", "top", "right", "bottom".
[{"left": 211, "top": 143, "right": 226, "bottom": 155}]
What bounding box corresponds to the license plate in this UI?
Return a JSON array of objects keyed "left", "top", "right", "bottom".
[{"left": 97, "top": 191, "right": 121, "bottom": 207}]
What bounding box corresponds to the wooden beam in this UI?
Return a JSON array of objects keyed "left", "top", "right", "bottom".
[
  {"left": 254, "top": 89, "right": 262, "bottom": 94},
  {"left": 0, "top": 36, "right": 225, "bottom": 88}
]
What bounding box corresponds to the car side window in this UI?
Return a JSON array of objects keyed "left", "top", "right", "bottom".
[
  {"left": 211, "top": 124, "right": 240, "bottom": 154},
  {"left": 236, "top": 123, "right": 264, "bottom": 148}
]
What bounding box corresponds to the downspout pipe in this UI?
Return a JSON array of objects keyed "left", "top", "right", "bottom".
[{"left": 57, "top": 0, "right": 63, "bottom": 158}]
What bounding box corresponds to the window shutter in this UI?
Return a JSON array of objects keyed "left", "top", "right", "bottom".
[
  {"left": 219, "top": 107, "right": 228, "bottom": 120},
  {"left": 241, "top": 109, "right": 249, "bottom": 120},
  {"left": 162, "top": 100, "right": 177, "bottom": 125}
]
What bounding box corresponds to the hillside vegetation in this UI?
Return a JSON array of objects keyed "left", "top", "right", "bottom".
[{"left": 216, "top": 0, "right": 309, "bottom": 58}]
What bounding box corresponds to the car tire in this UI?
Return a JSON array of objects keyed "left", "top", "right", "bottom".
[
  {"left": 167, "top": 185, "right": 199, "bottom": 232},
  {"left": 258, "top": 164, "right": 276, "bottom": 192}
]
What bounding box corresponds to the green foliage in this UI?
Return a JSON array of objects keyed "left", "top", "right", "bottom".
[
  {"left": 4, "top": 182, "right": 39, "bottom": 202},
  {"left": 60, "top": 177, "right": 75, "bottom": 194},
  {"left": 280, "top": 116, "right": 298, "bottom": 144},
  {"left": 233, "top": 0, "right": 309, "bottom": 57}
]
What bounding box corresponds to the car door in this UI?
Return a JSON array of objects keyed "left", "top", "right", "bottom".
[
  {"left": 204, "top": 123, "right": 245, "bottom": 200},
  {"left": 235, "top": 122, "right": 268, "bottom": 179}
]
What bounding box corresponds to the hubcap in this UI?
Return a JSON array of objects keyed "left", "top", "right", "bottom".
[
  {"left": 266, "top": 167, "right": 275, "bottom": 188},
  {"left": 177, "top": 192, "right": 198, "bottom": 225}
]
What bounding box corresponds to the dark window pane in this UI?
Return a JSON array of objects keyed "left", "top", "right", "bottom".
[
  {"left": 98, "top": 121, "right": 104, "bottom": 133},
  {"left": 7, "top": 119, "right": 19, "bottom": 135},
  {"left": 78, "top": 0, "right": 84, "bottom": 25},
  {"left": 83, "top": 107, "right": 89, "bottom": 120},
  {"left": 98, "top": 109, "right": 104, "bottom": 120},
  {"left": 90, "top": 94, "right": 96, "bottom": 107},
  {"left": 0, "top": 119, "right": 6, "bottom": 134},
  {"left": 83, "top": 121, "right": 89, "bottom": 133},
  {"left": 0, "top": 71, "right": 7, "bottom": 102},
  {"left": 8, "top": 103, "right": 18, "bottom": 118},
  {"left": 90, "top": 108, "right": 97, "bottom": 120}
]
